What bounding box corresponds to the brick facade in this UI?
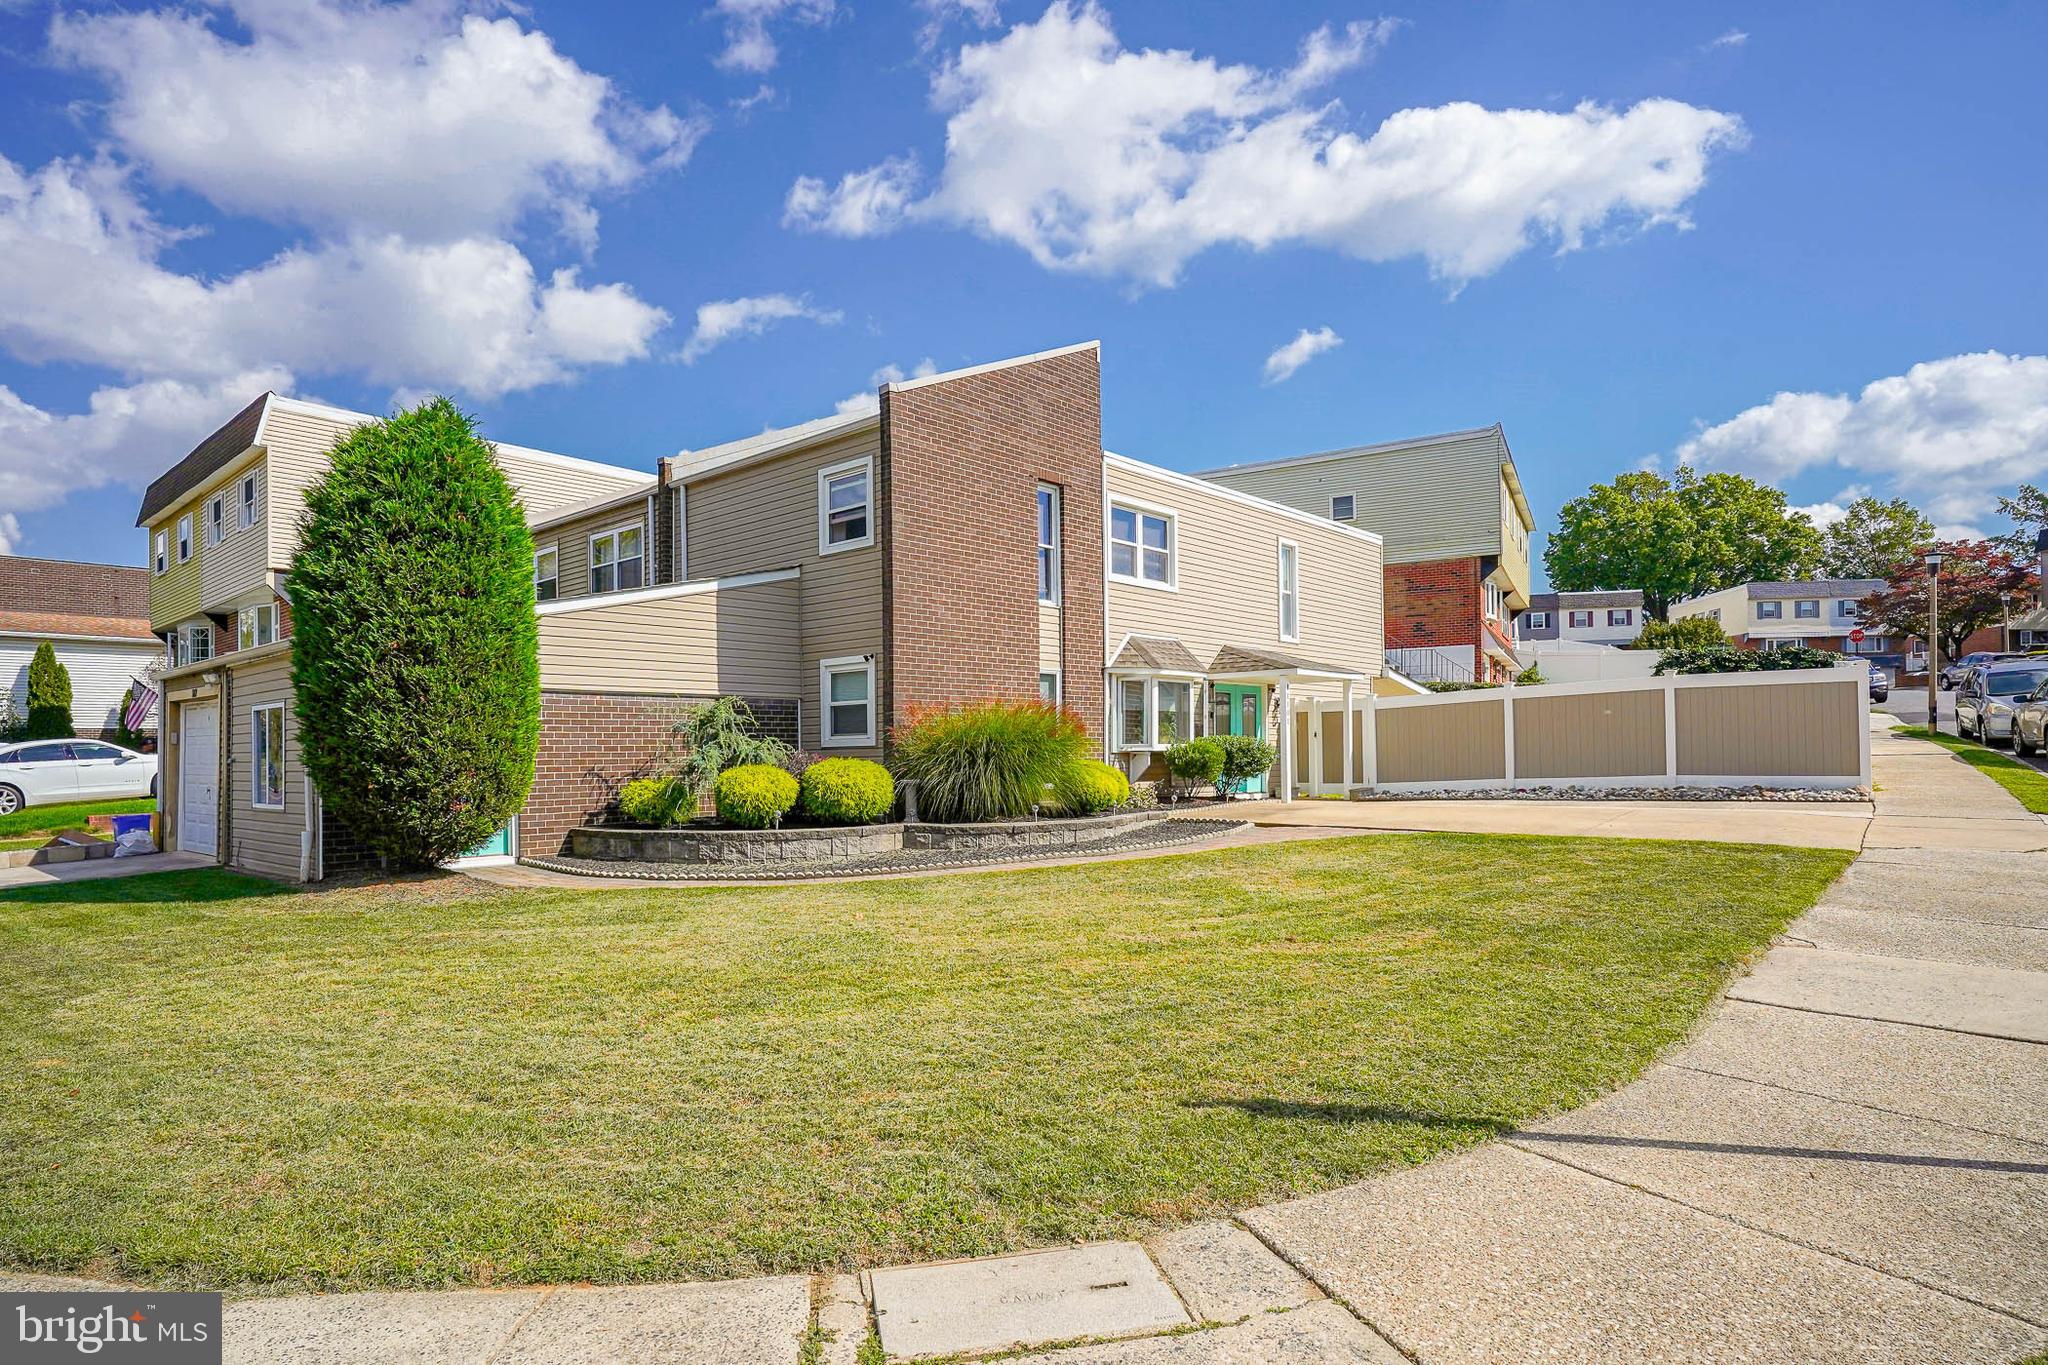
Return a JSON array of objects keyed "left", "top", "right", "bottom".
[
  {"left": 1385, "top": 554, "right": 1482, "bottom": 671},
  {"left": 520, "top": 689, "right": 799, "bottom": 855},
  {"left": 879, "top": 347, "right": 1106, "bottom": 742}
]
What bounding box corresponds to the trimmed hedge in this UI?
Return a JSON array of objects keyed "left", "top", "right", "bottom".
[
  {"left": 1059, "top": 760, "right": 1130, "bottom": 815},
  {"left": 715, "top": 764, "right": 799, "bottom": 829},
  {"left": 617, "top": 777, "right": 693, "bottom": 828},
  {"left": 799, "top": 757, "right": 895, "bottom": 825}
]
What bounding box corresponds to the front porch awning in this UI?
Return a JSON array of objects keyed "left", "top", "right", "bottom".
[
  {"left": 1206, "top": 643, "right": 1366, "bottom": 682},
  {"left": 1109, "top": 634, "right": 1206, "bottom": 674}
]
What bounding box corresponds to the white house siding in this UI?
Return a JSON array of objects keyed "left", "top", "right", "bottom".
[
  {"left": 537, "top": 577, "right": 802, "bottom": 697},
  {"left": 0, "top": 633, "right": 162, "bottom": 735},
  {"left": 1104, "top": 457, "right": 1384, "bottom": 696},
  {"left": 681, "top": 427, "right": 885, "bottom": 755},
  {"left": 223, "top": 646, "right": 306, "bottom": 881}
]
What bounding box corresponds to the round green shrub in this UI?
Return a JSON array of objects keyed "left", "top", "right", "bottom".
[
  {"left": 617, "top": 777, "right": 692, "bottom": 828},
  {"left": 1164, "top": 738, "right": 1226, "bottom": 799},
  {"left": 714, "top": 764, "right": 798, "bottom": 829},
  {"left": 1057, "top": 760, "right": 1130, "bottom": 815},
  {"left": 1213, "top": 734, "right": 1276, "bottom": 794},
  {"left": 799, "top": 757, "right": 895, "bottom": 825}
]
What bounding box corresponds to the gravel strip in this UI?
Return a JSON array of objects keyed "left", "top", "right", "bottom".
[
  {"left": 519, "top": 818, "right": 1250, "bottom": 881},
  {"left": 1353, "top": 785, "right": 1869, "bottom": 803}
]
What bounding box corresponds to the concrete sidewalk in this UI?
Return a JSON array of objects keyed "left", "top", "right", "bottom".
[
  {"left": 0, "top": 848, "right": 215, "bottom": 890},
  {"left": 6, "top": 730, "right": 2042, "bottom": 1362}
]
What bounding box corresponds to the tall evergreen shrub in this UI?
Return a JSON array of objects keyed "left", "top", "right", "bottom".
[
  {"left": 24, "top": 641, "right": 74, "bottom": 739},
  {"left": 287, "top": 399, "right": 539, "bottom": 868}
]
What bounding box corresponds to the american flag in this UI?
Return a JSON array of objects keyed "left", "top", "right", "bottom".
[{"left": 124, "top": 677, "right": 159, "bottom": 734}]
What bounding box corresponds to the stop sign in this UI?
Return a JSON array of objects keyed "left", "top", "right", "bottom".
[{"left": 1849, "top": 628, "right": 1866, "bottom": 643}]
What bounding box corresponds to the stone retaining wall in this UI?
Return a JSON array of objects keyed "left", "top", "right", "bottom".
[{"left": 567, "top": 809, "right": 1166, "bottom": 866}]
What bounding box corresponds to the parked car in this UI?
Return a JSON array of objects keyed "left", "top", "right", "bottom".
[
  {"left": 1866, "top": 662, "right": 1890, "bottom": 701},
  {"left": 1941, "top": 651, "right": 2019, "bottom": 689},
  {"left": 1955, "top": 662, "right": 2048, "bottom": 744},
  {"left": 0, "top": 739, "right": 159, "bottom": 816},
  {"left": 2014, "top": 677, "right": 2048, "bottom": 757}
]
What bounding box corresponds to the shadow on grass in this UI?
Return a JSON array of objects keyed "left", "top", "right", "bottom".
[{"left": 1186, "top": 1096, "right": 1514, "bottom": 1136}]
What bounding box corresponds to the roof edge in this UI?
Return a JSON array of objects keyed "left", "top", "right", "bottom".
[
  {"left": 1195, "top": 423, "right": 1504, "bottom": 479},
  {"left": 881, "top": 340, "right": 1099, "bottom": 395}
]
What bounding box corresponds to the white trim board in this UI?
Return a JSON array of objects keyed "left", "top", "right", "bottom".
[
  {"left": 534, "top": 567, "right": 799, "bottom": 617},
  {"left": 881, "top": 340, "right": 1099, "bottom": 393}
]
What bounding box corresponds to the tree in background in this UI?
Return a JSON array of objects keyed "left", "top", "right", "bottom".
[
  {"left": 288, "top": 398, "right": 539, "bottom": 870},
  {"left": 1995, "top": 485, "right": 2047, "bottom": 556},
  {"left": 24, "top": 641, "right": 74, "bottom": 739},
  {"left": 1857, "top": 539, "right": 2036, "bottom": 660},
  {"left": 1626, "top": 615, "right": 1728, "bottom": 651},
  {"left": 1818, "top": 497, "right": 1935, "bottom": 579},
  {"left": 1545, "top": 465, "right": 1822, "bottom": 618}
]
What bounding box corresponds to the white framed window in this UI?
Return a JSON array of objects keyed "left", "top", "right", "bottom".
[
  {"left": 1330, "top": 493, "right": 1355, "bottom": 521},
  {"left": 1037, "top": 484, "right": 1061, "bottom": 603},
  {"left": 1525, "top": 611, "right": 1549, "bottom": 631},
  {"left": 1039, "top": 671, "right": 1061, "bottom": 703},
  {"left": 153, "top": 530, "right": 168, "bottom": 575},
  {"left": 1108, "top": 501, "right": 1175, "bottom": 589},
  {"left": 1757, "top": 600, "right": 1783, "bottom": 619},
  {"left": 1277, "top": 539, "right": 1300, "bottom": 642},
  {"left": 237, "top": 602, "right": 278, "bottom": 650},
  {"left": 1568, "top": 609, "right": 1593, "bottom": 628},
  {"left": 1155, "top": 680, "right": 1193, "bottom": 745},
  {"left": 1117, "top": 678, "right": 1147, "bottom": 748},
  {"left": 170, "top": 621, "right": 213, "bottom": 668},
  {"left": 238, "top": 474, "right": 258, "bottom": 530},
  {"left": 588, "top": 524, "right": 644, "bottom": 594},
  {"left": 1835, "top": 599, "right": 1860, "bottom": 620},
  {"left": 251, "top": 703, "right": 285, "bottom": 810},
  {"left": 818, "top": 456, "right": 873, "bottom": 555},
  {"left": 820, "top": 655, "right": 875, "bottom": 747},
  {"left": 1607, "top": 608, "right": 1631, "bottom": 627},
  {"left": 1794, "top": 599, "right": 1820, "bottom": 619},
  {"left": 1113, "top": 676, "right": 1200, "bottom": 749},
  {"left": 1484, "top": 581, "right": 1505, "bottom": 622},
  {"left": 206, "top": 495, "right": 225, "bottom": 547},
  {"left": 533, "top": 545, "right": 560, "bottom": 602},
  {"left": 176, "top": 514, "right": 193, "bottom": 563}
]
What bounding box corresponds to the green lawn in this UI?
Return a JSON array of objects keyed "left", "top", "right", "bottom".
[
  {"left": 0, "top": 834, "right": 1849, "bottom": 1294},
  {"left": 0, "top": 798, "right": 154, "bottom": 841},
  {"left": 1902, "top": 727, "right": 2048, "bottom": 813}
]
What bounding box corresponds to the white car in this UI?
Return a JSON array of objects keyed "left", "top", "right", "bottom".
[{"left": 0, "top": 739, "right": 159, "bottom": 815}]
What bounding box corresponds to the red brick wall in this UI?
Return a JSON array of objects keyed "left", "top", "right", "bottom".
[
  {"left": 1385, "top": 554, "right": 1483, "bottom": 672},
  {"left": 878, "top": 346, "right": 1105, "bottom": 743},
  {"left": 520, "top": 690, "right": 799, "bottom": 855}
]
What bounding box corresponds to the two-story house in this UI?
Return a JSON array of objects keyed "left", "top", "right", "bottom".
[
  {"left": 1668, "top": 579, "right": 1892, "bottom": 659},
  {"left": 141, "top": 343, "right": 1387, "bottom": 880},
  {"left": 1515, "top": 590, "right": 1648, "bottom": 647},
  {"left": 1198, "top": 425, "right": 1535, "bottom": 683}
]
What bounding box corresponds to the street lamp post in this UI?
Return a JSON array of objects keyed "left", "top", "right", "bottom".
[{"left": 1924, "top": 550, "right": 1944, "bottom": 734}]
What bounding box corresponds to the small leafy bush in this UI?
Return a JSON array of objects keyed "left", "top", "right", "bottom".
[
  {"left": 1628, "top": 615, "right": 1727, "bottom": 651},
  {"left": 888, "top": 700, "right": 1091, "bottom": 823},
  {"left": 1164, "top": 738, "right": 1226, "bottom": 801},
  {"left": 1214, "top": 734, "right": 1276, "bottom": 795},
  {"left": 714, "top": 764, "right": 799, "bottom": 829},
  {"left": 1058, "top": 760, "right": 1130, "bottom": 815},
  {"left": 799, "top": 757, "right": 895, "bottom": 825},
  {"left": 0, "top": 690, "right": 26, "bottom": 744},
  {"left": 1513, "top": 664, "right": 1547, "bottom": 685},
  {"left": 1655, "top": 644, "right": 1844, "bottom": 676},
  {"left": 617, "top": 777, "right": 693, "bottom": 828}
]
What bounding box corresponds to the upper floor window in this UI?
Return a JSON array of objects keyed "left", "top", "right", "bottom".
[
  {"left": 207, "top": 495, "right": 225, "bottom": 547},
  {"left": 1524, "top": 611, "right": 1549, "bottom": 631},
  {"left": 1277, "top": 540, "right": 1300, "bottom": 641},
  {"left": 1794, "top": 599, "right": 1820, "bottom": 619},
  {"left": 588, "top": 525, "right": 644, "bottom": 595},
  {"left": 1568, "top": 610, "right": 1593, "bottom": 628},
  {"left": 176, "top": 515, "right": 193, "bottom": 563},
  {"left": 1757, "top": 600, "right": 1783, "bottom": 619},
  {"left": 238, "top": 602, "right": 278, "bottom": 650},
  {"left": 1835, "top": 599, "right": 1860, "bottom": 620},
  {"left": 1037, "top": 485, "right": 1061, "bottom": 603},
  {"left": 1109, "top": 502, "right": 1174, "bottom": 588},
  {"left": 818, "top": 457, "right": 872, "bottom": 554},
  {"left": 533, "top": 546, "right": 559, "bottom": 602},
  {"left": 154, "top": 530, "right": 168, "bottom": 575},
  {"left": 1607, "top": 608, "right": 1631, "bottom": 627},
  {"left": 238, "top": 475, "right": 258, "bottom": 530},
  {"left": 1330, "top": 493, "right": 1355, "bottom": 521}
]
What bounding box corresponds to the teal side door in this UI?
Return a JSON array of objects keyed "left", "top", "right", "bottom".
[
  {"left": 460, "top": 822, "right": 513, "bottom": 860},
  {"left": 1209, "top": 684, "right": 1267, "bottom": 795}
]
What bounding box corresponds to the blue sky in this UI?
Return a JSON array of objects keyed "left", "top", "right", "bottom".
[{"left": 2, "top": 0, "right": 2044, "bottom": 576}]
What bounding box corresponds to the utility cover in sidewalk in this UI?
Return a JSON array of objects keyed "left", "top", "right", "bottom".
[{"left": 867, "top": 1242, "right": 1190, "bottom": 1359}]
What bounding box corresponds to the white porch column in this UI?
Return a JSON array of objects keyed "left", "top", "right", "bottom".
[
  {"left": 1275, "top": 678, "right": 1293, "bottom": 803},
  {"left": 1341, "top": 680, "right": 1355, "bottom": 792}
]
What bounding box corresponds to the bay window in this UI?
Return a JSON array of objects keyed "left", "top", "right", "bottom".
[
  {"left": 1113, "top": 675, "right": 1202, "bottom": 749},
  {"left": 238, "top": 602, "right": 278, "bottom": 650}
]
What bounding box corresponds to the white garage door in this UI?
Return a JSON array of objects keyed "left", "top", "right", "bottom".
[{"left": 179, "top": 703, "right": 219, "bottom": 857}]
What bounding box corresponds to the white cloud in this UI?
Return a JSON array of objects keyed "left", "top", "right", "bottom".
[
  {"left": 50, "top": 0, "right": 700, "bottom": 246},
  {"left": 712, "top": 0, "right": 838, "bottom": 74},
  {"left": 1677, "top": 352, "right": 2048, "bottom": 530},
  {"left": 835, "top": 358, "right": 938, "bottom": 414},
  {"left": 787, "top": 2, "right": 1742, "bottom": 288},
  {"left": 1707, "top": 29, "right": 1749, "bottom": 49},
  {"left": 679, "top": 294, "right": 842, "bottom": 362},
  {"left": 1262, "top": 326, "right": 1342, "bottom": 384},
  {"left": 1791, "top": 500, "right": 1849, "bottom": 530},
  {"left": 917, "top": 0, "right": 1002, "bottom": 50},
  {"left": 0, "top": 513, "right": 21, "bottom": 557}
]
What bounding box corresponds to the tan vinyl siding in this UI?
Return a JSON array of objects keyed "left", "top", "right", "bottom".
[
  {"left": 1377, "top": 698, "right": 1507, "bottom": 783},
  {"left": 1038, "top": 603, "right": 1063, "bottom": 676},
  {"left": 537, "top": 578, "right": 802, "bottom": 696},
  {"left": 682, "top": 428, "right": 884, "bottom": 754},
  {"left": 539, "top": 504, "right": 652, "bottom": 604},
  {"left": 1514, "top": 690, "right": 1666, "bottom": 779},
  {"left": 1204, "top": 430, "right": 1507, "bottom": 565},
  {"left": 494, "top": 447, "right": 652, "bottom": 520},
  {"left": 1676, "top": 680, "right": 1862, "bottom": 778},
  {"left": 198, "top": 457, "right": 270, "bottom": 610},
  {"left": 225, "top": 648, "right": 303, "bottom": 881},
  {"left": 1104, "top": 460, "right": 1383, "bottom": 682}
]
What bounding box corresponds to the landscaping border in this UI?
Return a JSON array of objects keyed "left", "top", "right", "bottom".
[{"left": 566, "top": 808, "right": 1170, "bottom": 866}]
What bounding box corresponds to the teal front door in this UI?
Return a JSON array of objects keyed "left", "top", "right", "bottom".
[
  {"left": 459, "top": 822, "right": 513, "bottom": 861},
  {"left": 1209, "top": 684, "right": 1267, "bottom": 795}
]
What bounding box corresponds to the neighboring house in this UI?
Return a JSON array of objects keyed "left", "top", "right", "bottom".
[
  {"left": 1199, "top": 425, "right": 1534, "bottom": 684},
  {"left": 0, "top": 555, "right": 160, "bottom": 741},
  {"left": 1515, "top": 590, "right": 1646, "bottom": 647},
  {"left": 1976, "top": 529, "right": 2048, "bottom": 652},
  {"left": 139, "top": 392, "right": 653, "bottom": 880},
  {"left": 136, "top": 343, "right": 1387, "bottom": 881},
  {"left": 1669, "top": 579, "right": 1895, "bottom": 665}
]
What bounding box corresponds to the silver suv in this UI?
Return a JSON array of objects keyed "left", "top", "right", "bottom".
[{"left": 1956, "top": 662, "right": 2048, "bottom": 744}]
